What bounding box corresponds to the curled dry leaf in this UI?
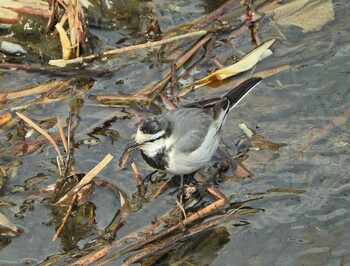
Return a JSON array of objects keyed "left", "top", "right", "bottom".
[
  {"left": 55, "top": 23, "right": 72, "bottom": 60},
  {"left": 193, "top": 39, "right": 276, "bottom": 88}
]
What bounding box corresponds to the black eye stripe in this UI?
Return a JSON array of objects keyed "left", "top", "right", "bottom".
[{"left": 146, "top": 135, "right": 163, "bottom": 143}]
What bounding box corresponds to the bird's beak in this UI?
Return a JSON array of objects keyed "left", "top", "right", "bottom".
[
  {"left": 118, "top": 141, "right": 143, "bottom": 168},
  {"left": 123, "top": 141, "right": 142, "bottom": 154}
]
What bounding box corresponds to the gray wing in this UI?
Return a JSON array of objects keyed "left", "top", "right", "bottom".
[{"left": 165, "top": 108, "right": 215, "bottom": 153}]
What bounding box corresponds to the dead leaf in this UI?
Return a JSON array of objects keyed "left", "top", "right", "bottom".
[
  {"left": 55, "top": 23, "right": 72, "bottom": 60},
  {"left": 273, "top": 0, "right": 335, "bottom": 32},
  {"left": 0, "top": 112, "right": 11, "bottom": 126},
  {"left": 193, "top": 39, "right": 276, "bottom": 88}
]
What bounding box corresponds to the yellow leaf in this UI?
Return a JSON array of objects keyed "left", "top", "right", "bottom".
[
  {"left": 0, "top": 112, "right": 11, "bottom": 126},
  {"left": 55, "top": 23, "right": 72, "bottom": 60},
  {"left": 194, "top": 39, "right": 276, "bottom": 88}
]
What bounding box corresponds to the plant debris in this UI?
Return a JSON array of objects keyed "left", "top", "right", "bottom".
[{"left": 1, "top": 0, "right": 331, "bottom": 264}]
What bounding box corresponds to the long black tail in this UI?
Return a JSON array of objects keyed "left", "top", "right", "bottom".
[{"left": 225, "top": 77, "right": 262, "bottom": 111}]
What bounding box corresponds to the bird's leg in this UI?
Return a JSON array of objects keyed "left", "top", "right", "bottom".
[
  {"left": 180, "top": 174, "right": 184, "bottom": 204},
  {"left": 143, "top": 170, "right": 158, "bottom": 184},
  {"left": 177, "top": 175, "right": 187, "bottom": 219}
]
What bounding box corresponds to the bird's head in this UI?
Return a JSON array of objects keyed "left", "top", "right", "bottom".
[
  {"left": 121, "top": 115, "right": 172, "bottom": 158},
  {"left": 135, "top": 116, "right": 172, "bottom": 144}
]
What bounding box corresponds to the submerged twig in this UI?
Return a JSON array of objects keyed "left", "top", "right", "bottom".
[{"left": 52, "top": 193, "right": 77, "bottom": 241}]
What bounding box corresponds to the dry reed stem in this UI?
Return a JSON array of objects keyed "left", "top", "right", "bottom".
[
  {"left": 50, "top": 30, "right": 207, "bottom": 67},
  {"left": 150, "top": 176, "right": 174, "bottom": 200},
  {"left": 68, "top": 196, "right": 228, "bottom": 265},
  {"left": 135, "top": 33, "right": 213, "bottom": 97},
  {"left": 131, "top": 162, "right": 146, "bottom": 195},
  {"left": 57, "top": 117, "right": 68, "bottom": 153},
  {"left": 52, "top": 193, "right": 76, "bottom": 241},
  {"left": 0, "top": 80, "right": 68, "bottom": 100},
  {"left": 121, "top": 208, "right": 259, "bottom": 265},
  {"left": 56, "top": 154, "right": 113, "bottom": 204}
]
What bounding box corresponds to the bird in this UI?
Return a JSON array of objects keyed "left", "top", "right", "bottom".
[{"left": 122, "top": 77, "right": 262, "bottom": 179}]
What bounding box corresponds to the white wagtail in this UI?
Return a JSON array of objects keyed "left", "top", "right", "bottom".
[{"left": 123, "top": 77, "right": 262, "bottom": 179}]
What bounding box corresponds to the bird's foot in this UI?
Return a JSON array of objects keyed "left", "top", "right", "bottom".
[{"left": 143, "top": 170, "right": 158, "bottom": 184}]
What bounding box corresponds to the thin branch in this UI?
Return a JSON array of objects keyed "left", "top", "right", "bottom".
[{"left": 49, "top": 30, "right": 208, "bottom": 67}]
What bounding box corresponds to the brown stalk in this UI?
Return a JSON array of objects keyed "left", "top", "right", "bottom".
[
  {"left": 119, "top": 199, "right": 227, "bottom": 256},
  {"left": 135, "top": 33, "right": 213, "bottom": 97},
  {"left": 92, "top": 94, "right": 152, "bottom": 104},
  {"left": 10, "top": 94, "right": 70, "bottom": 112},
  {"left": 56, "top": 154, "right": 113, "bottom": 204},
  {"left": 131, "top": 163, "right": 146, "bottom": 196},
  {"left": 0, "top": 80, "right": 71, "bottom": 100},
  {"left": 68, "top": 196, "right": 228, "bottom": 265},
  {"left": 57, "top": 117, "right": 68, "bottom": 153},
  {"left": 51, "top": 30, "right": 208, "bottom": 67},
  {"left": 207, "top": 187, "right": 230, "bottom": 201},
  {"left": 159, "top": 92, "right": 178, "bottom": 110},
  {"left": 0, "top": 63, "right": 46, "bottom": 72},
  {"left": 150, "top": 176, "right": 174, "bottom": 200},
  {"left": 52, "top": 193, "right": 77, "bottom": 241},
  {"left": 118, "top": 208, "right": 259, "bottom": 265},
  {"left": 183, "top": 198, "right": 227, "bottom": 224}
]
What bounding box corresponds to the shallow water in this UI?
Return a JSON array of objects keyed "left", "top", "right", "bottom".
[{"left": 0, "top": 0, "right": 349, "bottom": 265}]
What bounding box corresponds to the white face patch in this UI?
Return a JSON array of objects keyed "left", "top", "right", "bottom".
[{"left": 135, "top": 128, "right": 166, "bottom": 144}]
